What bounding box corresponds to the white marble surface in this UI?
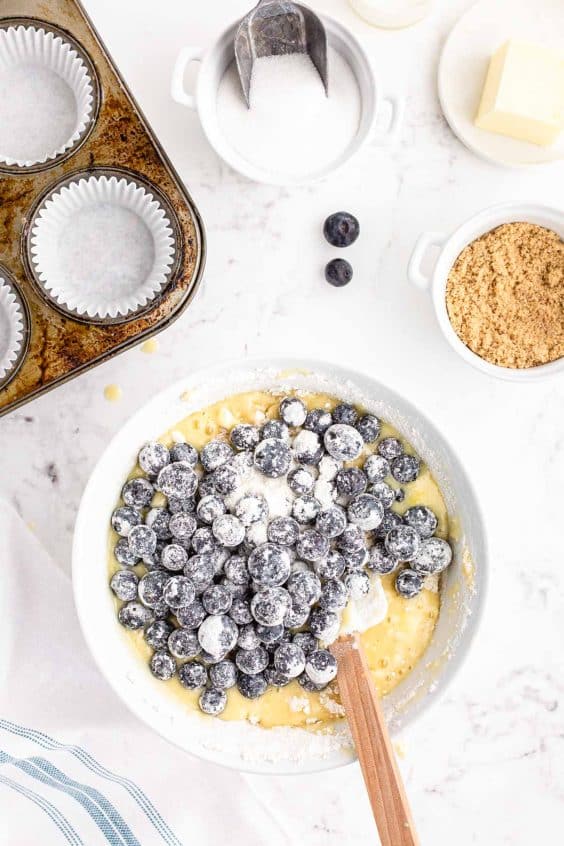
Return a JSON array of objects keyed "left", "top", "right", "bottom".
[{"left": 1, "top": 0, "right": 563, "bottom": 842}]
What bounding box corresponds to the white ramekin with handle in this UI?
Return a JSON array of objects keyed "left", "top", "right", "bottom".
[
  {"left": 171, "top": 17, "right": 403, "bottom": 186},
  {"left": 407, "top": 202, "right": 564, "bottom": 382}
]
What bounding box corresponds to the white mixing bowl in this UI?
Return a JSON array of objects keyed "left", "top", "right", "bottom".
[{"left": 73, "top": 357, "right": 486, "bottom": 774}]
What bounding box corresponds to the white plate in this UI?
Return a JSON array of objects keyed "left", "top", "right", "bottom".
[
  {"left": 438, "top": 0, "right": 564, "bottom": 167},
  {"left": 73, "top": 357, "right": 487, "bottom": 774}
]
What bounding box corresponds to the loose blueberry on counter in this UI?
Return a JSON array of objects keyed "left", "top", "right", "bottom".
[
  {"left": 198, "top": 614, "right": 238, "bottom": 656},
  {"left": 110, "top": 569, "right": 139, "bottom": 601},
  {"left": 283, "top": 599, "right": 310, "bottom": 628},
  {"left": 138, "top": 570, "right": 168, "bottom": 608},
  {"left": 248, "top": 543, "right": 291, "bottom": 586},
  {"left": 111, "top": 506, "right": 141, "bottom": 537},
  {"left": 267, "top": 516, "right": 299, "bottom": 546},
  {"left": 260, "top": 419, "right": 290, "bottom": 442},
  {"left": 377, "top": 438, "right": 403, "bottom": 461},
  {"left": 391, "top": 454, "right": 421, "bottom": 484},
  {"left": 344, "top": 570, "right": 370, "bottom": 599},
  {"left": 145, "top": 507, "right": 172, "bottom": 540},
  {"left": 251, "top": 587, "right": 291, "bottom": 626},
  {"left": 184, "top": 555, "right": 214, "bottom": 592},
  {"left": 325, "top": 258, "right": 353, "bottom": 287},
  {"left": 128, "top": 524, "right": 157, "bottom": 559},
  {"left": 175, "top": 599, "right": 206, "bottom": 628},
  {"left": 199, "top": 687, "right": 227, "bottom": 716},
  {"left": 157, "top": 463, "right": 198, "bottom": 499},
  {"left": 335, "top": 467, "right": 367, "bottom": 498},
  {"left": 122, "top": 477, "right": 154, "bottom": 508},
  {"left": 292, "top": 494, "right": 321, "bottom": 524},
  {"left": 211, "top": 463, "right": 239, "bottom": 495},
  {"left": 323, "top": 211, "right": 360, "bottom": 248},
  {"left": 412, "top": 537, "right": 452, "bottom": 574},
  {"left": 254, "top": 437, "right": 291, "bottom": 478},
  {"left": 279, "top": 397, "right": 307, "bottom": 427},
  {"left": 305, "top": 649, "right": 338, "bottom": 685},
  {"left": 118, "top": 601, "right": 153, "bottom": 630},
  {"left": 202, "top": 584, "right": 232, "bottom": 616},
  {"left": 114, "top": 537, "right": 140, "bottom": 567},
  {"left": 308, "top": 607, "right": 339, "bottom": 642},
  {"left": 273, "top": 642, "right": 306, "bottom": 678},
  {"left": 324, "top": 424, "right": 364, "bottom": 461},
  {"left": 296, "top": 529, "right": 330, "bottom": 562},
  {"left": 200, "top": 439, "right": 233, "bottom": 471},
  {"left": 316, "top": 506, "right": 347, "bottom": 539},
  {"left": 287, "top": 466, "right": 315, "bottom": 495},
  {"left": 161, "top": 543, "right": 188, "bottom": 572},
  {"left": 144, "top": 619, "right": 173, "bottom": 650},
  {"left": 395, "top": 568, "right": 424, "bottom": 598},
  {"left": 178, "top": 661, "right": 208, "bottom": 689},
  {"left": 163, "top": 575, "right": 196, "bottom": 610},
  {"left": 368, "top": 481, "right": 396, "bottom": 509},
  {"left": 385, "top": 525, "right": 421, "bottom": 562},
  {"left": 169, "top": 512, "right": 197, "bottom": 543},
  {"left": 255, "top": 623, "right": 285, "bottom": 645},
  {"left": 364, "top": 454, "right": 390, "bottom": 484},
  {"left": 237, "top": 671, "right": 267, "bottom": 699},
  {"left": 168, "top": 627, "right": 201, "bottom": 659},
  {"left": 404, "top": 506, "right": 438, "bottom": 539},
  {"left": 235, "top": 494, "right": 268, "bottom": 527},
  {"left": 347, "top": 494, "right": 384, "bottom": 531},
  {"left": 319, "top": 578, "right": 348, "bottom": 611},
  {"left": 293, "top": 632, "right": 318, "bottom": 655},
  {"left": 150, "top": 650, "right": 176, "bottom": 681},
  {"left": 138, "top": 442, "right": 170, "bottom": 476},
  {"left": 355, "top": 414, "right": 380, "bottom": 443},
  {"left": 315, "top": 549, "right": 346, "bottom": 579},
  {"left": 230, "top": 598, "right": 253, "bottom": 626},
  {"left": 230, "top": 424, "right": 260, "bottom": 451},
  {"left": 292, "top": 430, "right": 323, "bottom": 465},
  {"left": 236, "top": 646, "right": 269, "bottom": 675},
  {"left": 209, "top": 660, "right": 237, "bottom": 689},
  {"left": 238, "top": 623, "right": 261, "bottom": 650},
  {"left": 367, "top": 542, "right": 398, "bottom": 575},
  {"left": 170, "top": 442, "right": 199, "bottom": 466}
]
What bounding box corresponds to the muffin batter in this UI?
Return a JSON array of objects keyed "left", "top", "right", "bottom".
[{"left": 109, "top": 391, "right": 447, "bottom": 729}]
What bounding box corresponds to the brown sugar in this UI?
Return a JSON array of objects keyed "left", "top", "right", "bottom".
[{"left": 445, "top": 222, "right": 564, "bottom": 368}]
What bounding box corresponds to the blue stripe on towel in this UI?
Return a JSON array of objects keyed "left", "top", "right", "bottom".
[
  {"left": 0, "top": 720, "right": 181, "bottom": 846},
  {"left": 0, "top": 772, "right": 83, "bottom": 846},
  {"left": 0, "top": 749, "right": 139, "bottom": 846}
]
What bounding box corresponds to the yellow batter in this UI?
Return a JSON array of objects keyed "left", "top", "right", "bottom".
[{"left": 109, "top": 391, "right": 447, "bottom": 729}]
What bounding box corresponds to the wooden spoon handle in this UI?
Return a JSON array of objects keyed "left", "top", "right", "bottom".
[{"left": 332, "top": 634, "right": 420, "bottom": 846}]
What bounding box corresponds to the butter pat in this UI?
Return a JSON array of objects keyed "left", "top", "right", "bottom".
[{"left": 475, "top": 40, "right": 564, "bottom": 146}]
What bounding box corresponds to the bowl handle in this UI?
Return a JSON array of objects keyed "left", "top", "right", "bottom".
[
  {"left": 407, "top": 232, "right": 447, "bottom": 290},
  {"left": 171, "top": 47, "right": 205, "bottom": 109},
  {"left": 372, "top": 94, "right": 405, "bottom": 144}
]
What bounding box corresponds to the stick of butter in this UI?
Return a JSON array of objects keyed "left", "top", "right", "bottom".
[{"left": 475, "top": 39, "right": 564, "bottom": 146}]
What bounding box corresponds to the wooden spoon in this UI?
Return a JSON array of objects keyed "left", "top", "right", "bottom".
[{"left": 331, "top": 633, "right": 420, "bottom": 846}]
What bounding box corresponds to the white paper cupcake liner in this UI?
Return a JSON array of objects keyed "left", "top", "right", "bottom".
[
  {"left": 29, "top": 174, "right": 177, "bottom": 320},
  {"left": 0, "top": 24, "right": 95, "bottom": 168},
  {"left": 0, "top": 277, "right": 25, "bottom": 382}
]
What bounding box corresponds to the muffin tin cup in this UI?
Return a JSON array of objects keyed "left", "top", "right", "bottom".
[
  {"left": 26, "top": 168, "right": 181, "bottom": 324},
  {"left": 0, "top": 268, "right": 29, "bottom": 388},
  {"left": 0, "top": 21, "right": 99, "bottom": 172}
]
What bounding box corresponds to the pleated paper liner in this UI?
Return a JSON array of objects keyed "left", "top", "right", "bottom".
[
  {"left": 0, "top": 21, "right": 99, "bottom": 172},
  {"left": 0, "top": 269, "right": 29, "bottom": 388},
  {"left": 26, "top": 169, "right": 181, "bottom": 324}
]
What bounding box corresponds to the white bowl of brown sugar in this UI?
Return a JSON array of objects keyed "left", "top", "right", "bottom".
[{"left": 407, "top": 203, "right": 564, "bottom": 381}]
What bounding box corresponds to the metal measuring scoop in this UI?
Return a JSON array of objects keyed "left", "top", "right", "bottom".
[{"left": 234, "top": 0, "right": 328, "bottom": 107}]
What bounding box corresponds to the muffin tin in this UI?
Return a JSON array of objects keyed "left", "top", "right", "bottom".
[{"left": 0, "top": 0, "right": 205, "bottom": 416}]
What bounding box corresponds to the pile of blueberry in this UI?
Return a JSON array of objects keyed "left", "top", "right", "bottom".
[{"left": 110, "top": 396, "right": 453, "bottom": 717}]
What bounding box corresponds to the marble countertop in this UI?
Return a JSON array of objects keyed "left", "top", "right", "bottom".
[{"left": 1, "top": 0, "right": 562, "bottom": 842}]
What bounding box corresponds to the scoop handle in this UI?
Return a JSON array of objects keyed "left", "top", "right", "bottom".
[{"left": 332, "top": 634, "right": 420, "bottom": 846}]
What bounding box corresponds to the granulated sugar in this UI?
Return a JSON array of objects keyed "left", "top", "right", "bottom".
[{"left": 216, "top": 48, "right": 361, "bottom": 179}]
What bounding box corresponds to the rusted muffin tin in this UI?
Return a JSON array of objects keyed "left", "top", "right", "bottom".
[{"left": 0, "top": 0, "right": 205, "bottom": 417}]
